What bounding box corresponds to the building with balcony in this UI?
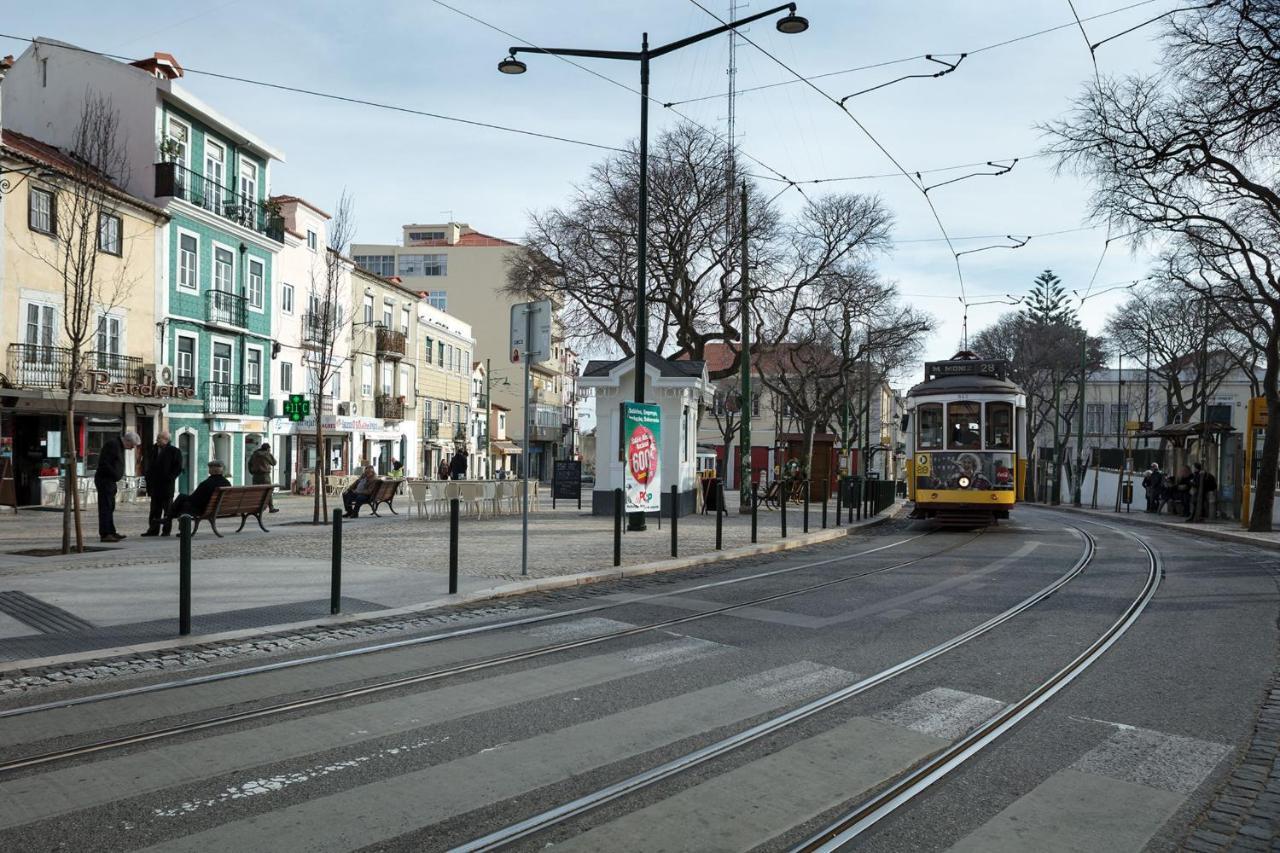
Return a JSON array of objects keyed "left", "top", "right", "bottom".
[
  {"left": 416, "top": 301, "right": 474, "bottom": 477},
  {"left": 350, "top": 266, "right": 418, "bottom": 475},
  {"left": 3, "top": 40, "right": 284, "bottom": 489},
  {"left": 0, "top": 126, "right": 169, "bottom": 507},
  {"left": 352, "top": 221, "right": 576, "bottom": 477}
]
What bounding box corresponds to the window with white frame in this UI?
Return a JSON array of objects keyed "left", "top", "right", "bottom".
[
  {"left": 213, "top": 246, "right": 234, "bottom": 292},
  {"left": 363, "top": 294, "right": 373, "bottom": 325},
  {"left": 427, "top": 290, "right": 446, "bottom": 311},
  {"left": 281, "top": 283, "right": 294, "bottom": 314},
  {"left": 175, "top": 335, "right": 196, "bottom": 388},
  {"left": 98, "top": 212, "right": 122, "bottom": 255},
  {"left": 307, "top": 230, "right": 317, "bottom": 251},
  {"left": 353, "top": 255, "right": 395, "bottom": 276},
  {"left": 445, "top": 345, "right": 453, "bottom": 372},
  {"left": 381, "top": 362, "right": 393, "bottom": 396},
  {"left": 23, "top": 302, "right": 56, "bottom": 368},
  {"left": 205, "top": 140, "right": 226, "bottom": 209},
  {"left": 382, "top": 300, "right": 393, "bottom": 329},
  {"left": 95, "top": 315, "right": 121, "bottom": 364},
  {"left": 247, "top": 258, "right": 264, "bottom": 309},
  {"left": 361, "top": 359, "right": 373, "bottom": 397},
  {"left": 212, "top": 341, "right": 232, "bottom": 386},
  {"left": 28, "top": 187, "right": 55, "bottom": 235},
  {"left": 331, "top": 372, "right": 340, "bottom": 398},
  {"left": 1085, "top": 403, "right": 1105, "bottom": 435},
  {"left": 238, "top": 160, "right": 258, "bottom": 203},
  {"left": 401, "top": 306, "right": 410, "bottom": 335},
  {"left": 399, "top": 366, "right": 409, "bottom": 398},
  {"left": 436, "top": 341, "right": 445, "bottom": 367},
  {"left": 178, "top": 232, "right": 198, "bottom": 289},
  {"left": 1109, "top": 403, "right": 1129, "bottom": 435},
  {"left": 246, "top": 348, "right": 263, "bottom": 395},
  {"left": 164, "top": 115, "right": 189, "bottom": 166},
  {"left": 397, "top": 254, "right": 447, "bottom": 277},
  {"left": 279, "top": 361, "right": 292, "bottom": 392}
]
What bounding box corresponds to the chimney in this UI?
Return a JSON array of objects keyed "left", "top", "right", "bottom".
[
  {"left": 446, "top": 222, "right": 461, "bottom": 245},
  {"left": 130, "top": 52, "right": 183, "bottom": 81}
]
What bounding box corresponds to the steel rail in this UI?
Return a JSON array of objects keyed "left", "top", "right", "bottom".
[
  {"left": 0, "top": 531, "right": 933, "bottom": 720},
  {"left": 791, "top": 520, "right": 1159, "bottom": 851},
  {"left": 0, "top": 530, "right": 996, "bottom": 775},
  {"left": 449, "top": 527, "right": 1097, "bottom": 853}
]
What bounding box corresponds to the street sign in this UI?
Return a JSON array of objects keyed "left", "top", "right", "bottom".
[
  {"left": 1139, "top": 420, "right": 1154, "bottom": 431},
  {"left": 283, "top": 394, "right": 311, "bottom": 422},
  {"left": 623, "top": 402, "right": 662, "bottom": 512},
  {"left": 510, "top": 300, "right": 553, "bottom": 362}
]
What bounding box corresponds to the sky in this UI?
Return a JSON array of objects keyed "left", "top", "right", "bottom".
[{"left": 2, "top": 0, "right": 1174, "bottom": 383}]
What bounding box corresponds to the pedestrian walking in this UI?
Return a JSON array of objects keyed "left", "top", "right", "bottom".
[
  {"left": 449, "top": 448, "right": 468, "bottom": 480},
  {"left": 437, "top": 457, "right": 451, "bottom": 481},
  {"left": 165, "top": 460, "right": 231, "bottom": 534},
  {"left": 248, "top": 441, "right": 279, "bottom": 512},
  {"left": 1141, "top": 463, "right": 1163, "bottom": 513},
  {"left": 141, "top": 430, "right": 182, "bottom": 536},
  {"left": 95, "top": 430, "right": 139, "bottom": 542}
]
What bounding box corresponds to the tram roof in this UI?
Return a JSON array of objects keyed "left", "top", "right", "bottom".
[{"left": 907, "top": 373, "right": 1023, "bottom": 398}]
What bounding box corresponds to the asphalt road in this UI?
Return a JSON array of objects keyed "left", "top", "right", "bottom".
[{"left": 0, "top": 508, "right": 1274, "bottom": 852}]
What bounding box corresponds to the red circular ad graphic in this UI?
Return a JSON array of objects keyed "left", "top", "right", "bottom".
[{"left": 628, "top": 425, "right": 658, "bottom": 484}]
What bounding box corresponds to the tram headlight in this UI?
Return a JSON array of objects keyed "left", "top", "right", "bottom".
[{"left": 957, "top": 475, "right": 971, "bottom": 489}]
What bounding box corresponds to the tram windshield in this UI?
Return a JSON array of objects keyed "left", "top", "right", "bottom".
[
  {"left": 985, "top": 402, "right": 1014, "bottom": 450},
  {"left": 917, "top": 403, "right": 943, "bottom": 449},
  {"left": 947, "top": 402, "right": 981, "bottom": 449}
]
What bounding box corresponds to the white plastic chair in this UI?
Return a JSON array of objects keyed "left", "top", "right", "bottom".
[
  {"left": 481, "top": 481, "right": 499, "bottom": 517},
  {"left": 407, "top": 481, "right": 430, "bottom": 518}
]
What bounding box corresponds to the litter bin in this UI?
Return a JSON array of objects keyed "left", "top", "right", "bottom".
[{"left": 702, "top": 477, "right": 722, "bottom": 512}]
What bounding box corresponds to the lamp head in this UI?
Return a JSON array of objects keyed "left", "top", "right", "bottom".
[
  {"left": 776, "top": 11, "right": 809, "bottom": 34},
  {"left": 498, "top": 55, "right": 527, "bottom": 75}
]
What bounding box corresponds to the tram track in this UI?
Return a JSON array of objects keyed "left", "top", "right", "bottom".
[
  {"left": 447, "top": 525, "right": 1099, "bottom": 852},
  {"left": 0, "top": 528, "right": 1006, "bottom": 775},
  {"left": 790, "top": 517, "right": 1160, "bottom": 851}
]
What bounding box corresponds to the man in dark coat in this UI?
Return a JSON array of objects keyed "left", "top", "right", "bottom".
[
  {"left": 141, "top": 430, "right": 183, "bottom": 536},
  {"left": 248, "top": 441, "right": 278, "bottom": 512},
  {"left": 164, "top": 460, "right": 231, "bottom": 535},
  {"left": 95, "top": 430, "right": 139, "bottom": 543},
  {"left": 449, "top": 448, "right": 468, "bottom": 480}
]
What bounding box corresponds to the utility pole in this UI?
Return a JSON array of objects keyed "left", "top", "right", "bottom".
[
  {"left": 738, "top": 181, "right": 752, "bottom": 513},
  {"left": 1052, "top": 372, "right": 1061, "bottom": 504},
  {"left": 1073, "top": 331, "right": 1087, "bottom": 506},
  {"left": 863, "top": 321, "right": 872, "bottom": 478}
]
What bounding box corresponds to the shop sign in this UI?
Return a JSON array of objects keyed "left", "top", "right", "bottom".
[
  {"left": 623, "top": 402, "right": 661, "bottom": 512},
  {"left": 75, "top": 369, "right": 195, "bottom": 400}
]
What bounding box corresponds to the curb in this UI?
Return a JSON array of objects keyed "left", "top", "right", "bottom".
[
  {"left": 0, "top": 511, "right": 898, "bottom": 675},
  {"left": 1032, "top": 504, "right": 1280, "bottom": 553}
]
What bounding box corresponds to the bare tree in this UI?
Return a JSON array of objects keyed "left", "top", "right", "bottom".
[
  {"left": 505, "top": 122, "right": 893, "bottom": 380},
  {"left": 15, "top": 93, "right": 136, "bottom": 552},
  {"left": 1044, "top": 0, "right": 1280, "bottom": 528},
  {"left": 303, "top": 191, "right": 354, "bottom": 524},
  {"left": 707, "top": 378, "right": 744, "bottom": 484}
]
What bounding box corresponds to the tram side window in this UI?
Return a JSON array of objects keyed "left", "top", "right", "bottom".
[
  {"left": 917, "top": 403, "right": 944, "bottom": 449},
  {"left": 947, "top": 402, "right": 981, "bottom": 449},
  {"left": 985, "top": 402, "right": 1014, "bottom": 450}
]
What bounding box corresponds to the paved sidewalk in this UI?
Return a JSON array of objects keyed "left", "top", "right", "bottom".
[
  {"left": 1038, "top": 503, "right": 1280, "bottom": 552},
  {"left": 0, "top": 489, "right": 891, "bottom": 665}
]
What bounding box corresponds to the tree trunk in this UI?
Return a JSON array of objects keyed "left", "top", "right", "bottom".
[
  {"left": 313, "top": 388, "right": 325, "bottom": 524},
  {"left": 62, "top": 393, "right": 84, "bottom": 553},
  {"left": 804, "top": 421, "right": 817, "bottom": 502},
  {"left": 1249, "top": 336, "right": 1280, "bottom": 532}
]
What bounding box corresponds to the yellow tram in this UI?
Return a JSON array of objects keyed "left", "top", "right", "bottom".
[{"left": 905, "top": 352, "right": 1026, "bottom": 525}]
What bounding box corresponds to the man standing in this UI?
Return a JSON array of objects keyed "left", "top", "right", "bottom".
[
  {"left": 249, "top": 441, "right": 279, "bottom": 513},
  {"left": 1141, "top": 463, "right": 1163, "bottom": 514},
  {"left": 141, "top": 431, "right": 183, "bottom": 536},
  {"left": 449, "top": 448, "right": 468, "bottom": 481},
  {"left": 95, "top": 430, "right": 139, "bottom": 543}
]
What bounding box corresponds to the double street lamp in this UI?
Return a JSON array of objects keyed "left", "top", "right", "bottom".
[{"left": 498, "top": 4, "right": 809, "bottom": 530}]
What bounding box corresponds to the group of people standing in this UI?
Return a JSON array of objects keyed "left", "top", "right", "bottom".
[
  {"left": 1141, "top": 462, "right": 1218, "bottom": 521},
  {"left": 93, "top": 432, "right": 278, "bottom": 542}
]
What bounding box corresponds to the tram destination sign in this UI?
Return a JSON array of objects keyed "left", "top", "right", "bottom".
[{"left": 924, "top": 359, "right": 1008, "bottom": 381}]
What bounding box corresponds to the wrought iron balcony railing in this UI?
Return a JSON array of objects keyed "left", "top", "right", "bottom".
[
  {"left": 375, "top": 394, "right": 405, "bottom": 421},
  {"left": 206, "top": 289, "right": 247, "bottom": 327},
  {"left": 202, "top": 381, "right": 253, "bottom": 415},
  {"left": 6, "top": 344, "right": 142, "bottom": 389},
  {"left": 375, "top": 327, "right": 406, "bottom": 359},
  {"left": 155, "top": 161, "right": 284, "bottom": 241},
  {"left": 302, "top": 312, "right": 334, "bottom": 345}
]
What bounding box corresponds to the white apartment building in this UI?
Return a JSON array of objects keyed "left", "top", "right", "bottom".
[{"left": 416, "top": 302, "right": 475, "bottom": 477}]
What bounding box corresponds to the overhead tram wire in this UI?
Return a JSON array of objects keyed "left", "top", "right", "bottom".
[
  {"left": 427, "top": 0, "right": 802, "bottom": 192},
  {"left": 685, "top": 0, "right": 970, "bottom": 311},
  {"left": 664, "top": 0, "right": 1166, "bottom": 108}
]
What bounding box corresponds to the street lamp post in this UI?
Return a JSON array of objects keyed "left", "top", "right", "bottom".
[{"left": 499, "top": 4, "right": 808, "bottom": 530}]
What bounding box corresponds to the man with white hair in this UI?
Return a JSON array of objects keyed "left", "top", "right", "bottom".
[
  {"left": 142, "top": 430, "right": 183, "bottom": 536},
  {"left": 95, "top": 429, "right": 140, "bottom": 543}
]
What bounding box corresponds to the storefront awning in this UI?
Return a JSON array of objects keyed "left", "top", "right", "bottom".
[{"left": 491, "top": 440, "right": 523, "bottom": 455}]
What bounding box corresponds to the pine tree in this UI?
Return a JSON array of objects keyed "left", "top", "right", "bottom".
[{"left": 1021, "top": 270, "right": 1075, "bottom": 325}]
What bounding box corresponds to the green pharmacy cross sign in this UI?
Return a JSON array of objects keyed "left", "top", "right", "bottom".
[{"left": 284, "top": 394, "right": 311, "bottom": 422}]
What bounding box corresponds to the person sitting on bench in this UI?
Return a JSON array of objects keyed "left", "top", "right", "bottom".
[
  {"left": 163, "top": 460, "right": 232, "bottom": 535},
  {"left": 343, "top": 465, "right": 380, "bottom": 518}
]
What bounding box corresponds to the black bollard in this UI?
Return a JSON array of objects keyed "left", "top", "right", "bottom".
[
  {"left": 803, "top": 481, "right": 810, "bottom": 533},
  {"left": 670, "top": 485, "right": 678, "bottom": 558},
  {"left": 835, "top": 478, "right": 843, "bottom": 527},
  {"left": 449, "top": 498, "right": 460, "bottom": 594},
  {"left": 331, "top": 508, "right": 342, "bottom": 614},
  {"left": 856, "top": 478, "right": 863, "bottom": 522},
  {"left": 715, "top": 482, "right": 724, "bottom": 551},
  {"left": 613, "top": 487, "right": 623, "bottom": 567},
  {"left": 781, "top": 481, "right": 788, "bottom": 539},
  {"left": 751, "top": 483, "right": 759, "bottom": 544},
  {"left": 179, "top": 514, "right": 192, "bottom": 636}
]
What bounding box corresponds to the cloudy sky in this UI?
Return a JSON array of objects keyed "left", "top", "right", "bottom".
[{"left": 3, "top": 0, "right": 1173, "bottom": 374}]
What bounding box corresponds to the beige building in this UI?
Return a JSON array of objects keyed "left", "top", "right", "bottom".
[
  {"left": 348, "top": 266, "right": 419, "bottom": 475},
  {"left": 416, "top": 301, "right": 474, "bottom": 477},
  {"left": 353, "top": 222, "right": 573, "bottom": 479},
  {"left": 1, "top": 128, "right": 169, "bottom": 506}
]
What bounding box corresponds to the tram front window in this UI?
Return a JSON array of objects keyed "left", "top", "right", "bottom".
[
  {"left": 985, "top": 401, "right": 1013, "bottom": 450},
  {"left": 948, "top": 402, "right": 981, "bottom": 449},
  {"left": 917, "top": 403, "right": 943, "bottom": 449}
]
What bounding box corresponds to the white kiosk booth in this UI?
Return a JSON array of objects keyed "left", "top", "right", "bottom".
[{"left": 579, "top": 352, "right": 712, "bottom": 517}]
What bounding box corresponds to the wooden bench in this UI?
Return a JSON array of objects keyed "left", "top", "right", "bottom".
[
  {"left": 348, "top": 478, "right": 402, "bottom": 517},
  {"left": 191, "top": 484, "right": 273, "bottom": 537}
]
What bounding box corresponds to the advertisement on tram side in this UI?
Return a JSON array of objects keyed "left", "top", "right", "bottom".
[{"left": 914, "top": 451, "right": 1016, "bottom": 492}]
